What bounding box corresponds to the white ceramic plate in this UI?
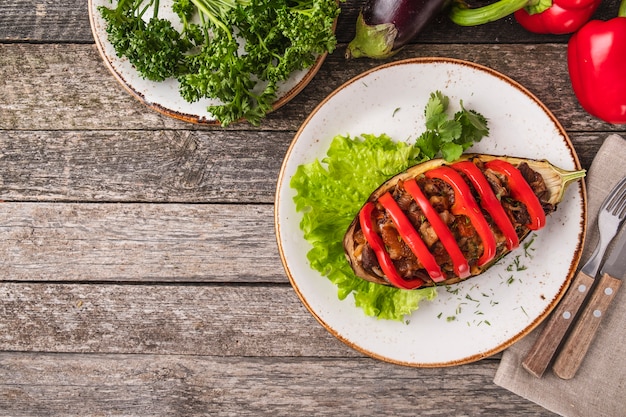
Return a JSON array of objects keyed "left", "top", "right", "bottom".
[
  {"left": 275, "top": 57, "right": 587, "bottom": 367},
  {"left": 88, "top": 0, "right": 329, "bottom": 124}
]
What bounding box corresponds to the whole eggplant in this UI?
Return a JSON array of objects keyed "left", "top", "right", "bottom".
[{"left": 346, "top": 0, "right": 451, "bottom": 59}]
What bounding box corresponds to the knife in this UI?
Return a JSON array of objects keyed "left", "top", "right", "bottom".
[
  {"left": 521, "top": 177, "right": 626, "bottom": 378},
  {"left": 551, "top": 228, "right": 626, "bottom": 379}
]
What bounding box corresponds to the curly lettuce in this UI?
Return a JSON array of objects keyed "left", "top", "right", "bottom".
[{"left": 290, "top": 133, "right": 437, "bottom": 321}]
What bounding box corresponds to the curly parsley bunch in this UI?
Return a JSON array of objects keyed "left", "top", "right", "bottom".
[{"left": 99, "top": 0, "right": 341, "bottom": 126}]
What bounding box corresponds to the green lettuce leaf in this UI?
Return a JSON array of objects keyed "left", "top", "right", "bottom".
[{"left": 290, "top": 133, "right": 438, "bottom": 321}]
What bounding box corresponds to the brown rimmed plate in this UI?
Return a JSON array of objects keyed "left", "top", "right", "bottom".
[
  {"left": 89, "top": 0, "right": 330, "bottom": 125},
  {"left": 274, "top": 57, "right": 587, "bottom": 367}
]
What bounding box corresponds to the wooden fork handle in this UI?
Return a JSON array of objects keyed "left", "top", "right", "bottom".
[
  {"left": 552, "top": 273, "right": 621, "bottom": 380},
  {"left": 521, "top": 270, "right": 594, "bottom": 378}
]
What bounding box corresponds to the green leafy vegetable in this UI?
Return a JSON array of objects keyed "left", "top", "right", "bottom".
[
  {"left": 99, "top": 0, "right": 194, "bottom": 82},
  {"left": 99, "top": 0, "right": 340, "bottom": 126},
  {"left": 290, "top": 92, "right": 489, "bottom": 320},
  {"left": 414, "top": 91, "right": 489, "bottom": 161},
  {"left": 291, "top": 133, "right": 437, "bottom": 321}
]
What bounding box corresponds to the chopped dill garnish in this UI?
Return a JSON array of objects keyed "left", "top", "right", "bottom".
[{"left": 523, "top": 233, "right": 537, "bottom": 257}]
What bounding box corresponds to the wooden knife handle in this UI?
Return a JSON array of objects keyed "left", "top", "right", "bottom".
[
  {"left": 552, "top": 273, "right": 622, "bottom": 380},
  {"left": 521, "top": 270, "right": 594, "bottom": 378}
]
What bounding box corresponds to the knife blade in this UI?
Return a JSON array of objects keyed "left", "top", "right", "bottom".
[
  {"left": 551, "top": 228, "right": 626, "bottom": 379},
  {"left": 601, "top": 229, "right": 626, "bottom": 278}
]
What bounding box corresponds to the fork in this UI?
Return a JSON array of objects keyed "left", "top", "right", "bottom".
[
  {"left": 552, "top": 185, "right": 626, "bottom": 379},
  {"left": 581, "top": 176, "right": 626, "bottom": 275},
  {"left": 521, "top": 175, "right": 626, "bottom": 378}
]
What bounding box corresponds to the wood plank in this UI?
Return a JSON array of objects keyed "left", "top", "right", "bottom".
[
  {"left": 0, "top": 44, "right": 188, "bottom": 130},
  {"left": 2, "top": 43, "right": 625, "bottom": 133},
  {"left": 0, "top": 352, "right": 556, "bottom": 416},
  {"left": 0, "top": 282, "right": 355, "bottom": 355},
  {"left": 0, "top": 130, "right": 606, "bottom": 205},
  {"left": 0, "top": 203, "right": 284, "bottom": 283},
  {"left": 0, "top": 0, "right": 91, "bottom": 42},
  {"left": 0, "top": 0, "right": 620, "bottom": 45},
  {"left": 0, "top": 130, "right": 290, "bottom": 203}
]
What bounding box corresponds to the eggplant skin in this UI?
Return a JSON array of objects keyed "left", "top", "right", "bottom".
[
  {"left": 343, "top": 154, "right": 585, "bottom": 289},
  {"left": 346, "top": 0, "right": 451, "bottom": 59}
]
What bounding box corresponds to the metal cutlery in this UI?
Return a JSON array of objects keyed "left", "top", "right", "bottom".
[
  {"left": 552, "top": 223, "right": 626, "bottom": 379},
  {"left": 522, "top": 176, "right": 626, "bottom": 378}
]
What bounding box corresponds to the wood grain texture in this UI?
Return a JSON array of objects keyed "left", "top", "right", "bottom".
[
  {"left": 0, "top": 0, "right": 623, "bottom": 415},
  {"left": 552, "top": 273, "right": 622, "bottom": 379},
  {"left": 2, "top": 43, "right": 625, "bottom": 133},
  {"left": 0, "top": 0, "right": 91, "bottom": 42},
  {"left": 0, "top": 203, "right": 283, "bottom": 283},
  {"left": 0, "top": 352, "right": 555, "bottom": 417},
  {"left": 0, "top": 0, "right": 620, "bottom": 44},
  {"left": 521, "top": 270, "right": 595, "bottom": 378},
  {"left": 0, "top": 130, "right": 289, "bottom": 203},
  {"left": 0, "top": 130, "right": 605, "bottom": 204},
  {"left": 0, "top": 283, "right": 355, "bottom": 356}
]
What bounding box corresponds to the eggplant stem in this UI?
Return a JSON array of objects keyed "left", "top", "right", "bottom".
[
  {"left": 345, "top": 12, "right": 399, "bottom": 59},
  {"left": 552, "top": 167, "right": 586, "bottom": 204}
]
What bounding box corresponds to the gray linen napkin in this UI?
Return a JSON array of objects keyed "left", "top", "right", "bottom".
[{"left": 494, "top": 134, "right": 626, "bottom": 417}]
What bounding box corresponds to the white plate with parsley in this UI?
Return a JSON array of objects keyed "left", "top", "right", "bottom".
[
  {"left": 88, "top": 0, "right": 339, "bottom": 126},
  {"left": 274, "top": 57, "right": 586, "bottom": 367}
]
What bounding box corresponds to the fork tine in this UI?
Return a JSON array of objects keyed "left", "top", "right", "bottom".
[
  {"left": 605, "top": 177, "right": 626, "bottom": 213},
  {"left": 618, "top": 204, "right": 626, "bottom": 220},
  {"left": 615, "top": 191, "right": 626, "bottom": 219}
]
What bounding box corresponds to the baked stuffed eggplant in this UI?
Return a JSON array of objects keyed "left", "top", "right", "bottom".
[{"left": 343, "top": 154, "right": 585, "bottom": 290}]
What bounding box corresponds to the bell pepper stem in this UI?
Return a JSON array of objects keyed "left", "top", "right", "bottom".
[
  {"left": 619, "top": 0, "right": 626, "bottom": 17},
  {"left": 450, "top": 0, "right": 540, "bottom": 26}
]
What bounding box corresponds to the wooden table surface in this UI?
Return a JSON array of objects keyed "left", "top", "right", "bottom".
[{"left": 1, "top": 0, "right": 625, "bottom": 415}]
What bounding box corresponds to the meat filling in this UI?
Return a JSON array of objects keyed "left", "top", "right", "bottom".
[{"left": 354, "top": 161, "right": 555, "bottom": 285}]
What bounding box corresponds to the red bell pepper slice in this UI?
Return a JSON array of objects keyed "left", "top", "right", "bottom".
[
  {"left": 567, "top": 0, "right": 626, "bottom": 124},
  {"left": 514, "top": 0, "right": 601, "bottom": 35},
  {"left": 378, "top": 192, "right": 444, "bottom": 283},
  {"left": 425, "top": 166, "right": 497, "bottom": 267},
  {"left": 484, "top": 159, "right": 546, "bottom": 230},
  {"left": 359, "top": 201, "right": 426, "bottom": 289},
  {"left": 452, "top": 161, "right": 520, "bottom": 250},
  {"left": 403, "top": 179, "right": 470, "bottom": 279}
]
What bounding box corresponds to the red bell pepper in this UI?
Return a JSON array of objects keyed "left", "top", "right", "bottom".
[
  {"left": 359, "top": 202, "right": 418, "bottom": 289},
  {"left": 484, "top": 159, "right": 546, "bottom": 230},
  {"left": 425, "top": 167, "right": 497, "bottom": 267},
  {"left": 378, "top": 192, "right": 444, "bottom": 283},
  {"left": 403, "top": 179, "right": 471, "bottom": 279},
  {"left": 567, "top": 0, "right": 626, "bottom": 124},
  {"left": 452, "top": 161, "right": 520, "bottom": 250},
  {"left": 514, "top": 0, "right": 601, "bottom": 34}
]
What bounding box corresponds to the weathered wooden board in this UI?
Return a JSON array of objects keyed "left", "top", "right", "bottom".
[
  {"left": 0, "top": 0, "right": 620, "bottom": 45},
  {"left": 0, "top": 203, "right": 283, "bottom": 282},
  {"left": 0, "top": 0, "right": 622, "bottom": 415},
  {"left": 0, "top": 130, "right": 290, "bottom": 203},
  {"left": 0, "top": 282, "right": 364, "bottom": 356},
  {"left": 1, "top": 43, "right": 623, "bottom": 132},
  {"left": 0, "top": 353, "right": 556, "bottom": 416},
  {"left": 0, "top": 130, "right": 606, "bottom": 204}
]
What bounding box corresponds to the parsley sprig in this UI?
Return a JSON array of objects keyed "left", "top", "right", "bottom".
[{"left": 414, "top": 91, "right": 490, "bottom": 161}]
